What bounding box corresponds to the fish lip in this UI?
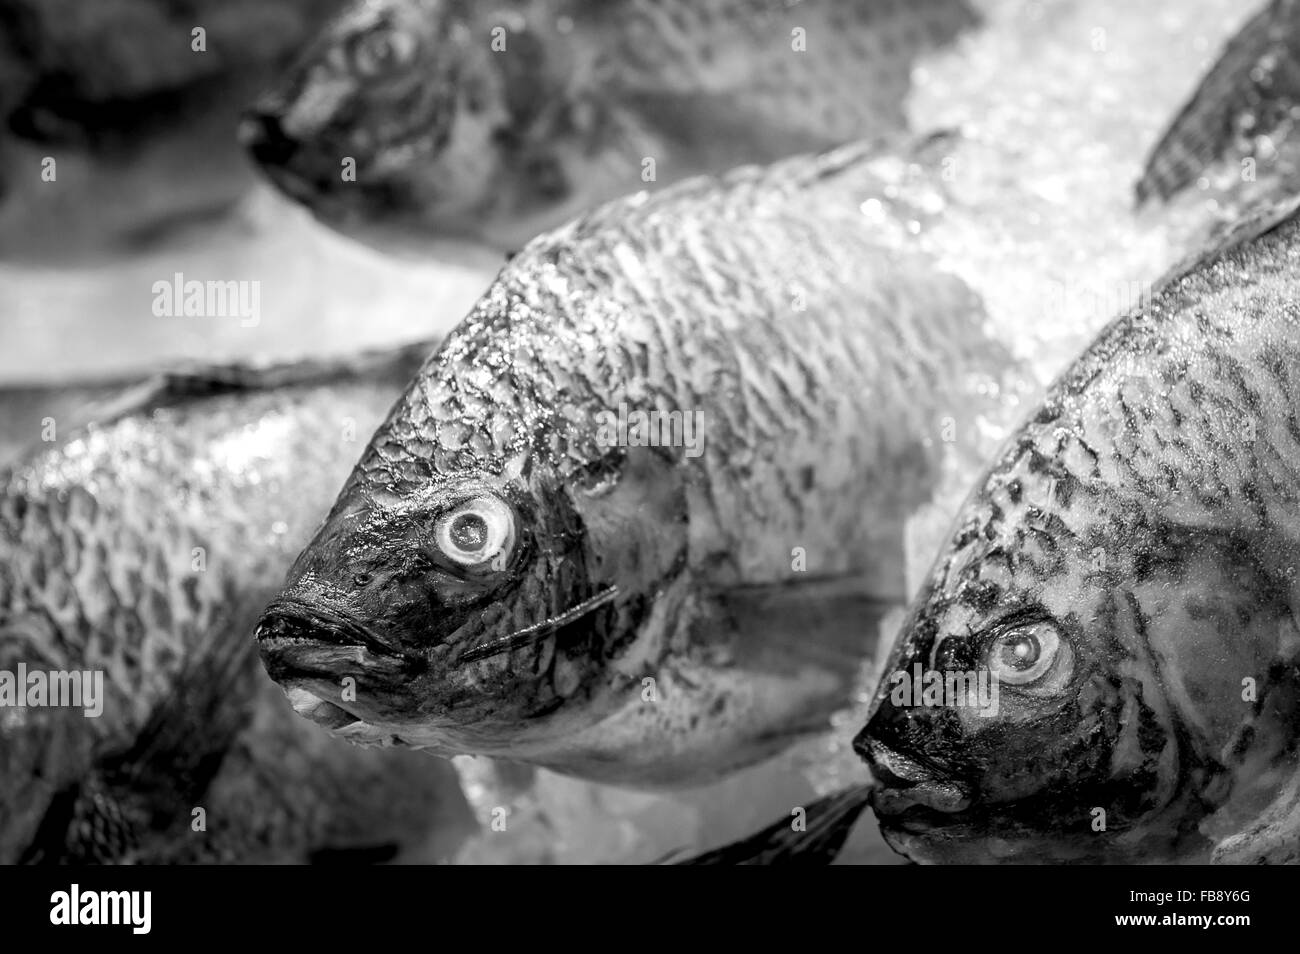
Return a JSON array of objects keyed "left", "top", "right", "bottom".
[
  {"left": 255, "top": 598, "right": 414, "bottom": 663},
  {"left": 861, "top": 737, "right": 974, "bottom": 824},
  {"left": 870, "top": 782, "right": 973, "bottom": 824},
  {"left": 860, "top": 737, "right": 939, "bottom": 787}
]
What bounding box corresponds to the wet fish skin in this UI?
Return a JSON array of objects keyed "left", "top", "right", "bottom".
[
  {"left": 859, "top": 198, "right": 1300, "bottom": 864},
  {"left": 256, "top": 145, "right": 1020, "bottom": 789},
  {"left": 241, "top": 0, "right": 979, "bottom": 249},
  {"left": 0, "top": 345, "right": 477, "bottom": 864},
  {"left": 1137, "top": 0, "right": 1300, "bottom": 205}
]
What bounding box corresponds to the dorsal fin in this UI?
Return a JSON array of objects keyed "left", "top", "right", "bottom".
[
  {"left": 519, "top": 138, "right": 891, "bottom": 257},
  {"left": 55, "top": 339, "right": 439, "bottom": 433}
]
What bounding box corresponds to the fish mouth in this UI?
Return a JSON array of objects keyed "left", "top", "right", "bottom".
[
  {"left": 860, "top": 736, "right": 975, "bottom": 833},
  {"left": 255, "top": 598, "right": 418, "bottom": 682}
]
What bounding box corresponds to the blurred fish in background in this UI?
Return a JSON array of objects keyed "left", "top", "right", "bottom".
[
  {"left": 1137, "top": 0, "right": 1300, "bottom": 204},
  {"left": 0, "top": 0, "right": 495, "bottom": 384},
  {"left": 240, "top": 0, "right": 981, "bottom": 250},
  {"left": 1136, "top": 0, "right": 1300, "bottom": 222},
  {"left": 0, "top": 0, "right": 342, "bottom": 262}
]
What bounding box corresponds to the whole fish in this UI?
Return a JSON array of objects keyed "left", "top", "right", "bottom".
[
  {"left": 255, "top": 145, "right": 1020, "bottom": 789},
  {"left": 688, "top": 197, "right": 1300, "bottom": 864},
  {"left": 240, "top": 0, "right": 979, "bottom": 249},
  {"left": 1136, "top": 0, "right": 1300, "bottom": 205},
  {"left": 0, "top": 345, "right": 478, "bottom": 864}
]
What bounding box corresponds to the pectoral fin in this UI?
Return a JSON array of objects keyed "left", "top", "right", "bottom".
[
  {"left": 676, "top": 785, "right": 875, "bottom": 865},
  {"left": 713, "top": 574, "right": 900, "bottom": 679},
  {"left": 75, "top": 340, "right": 439, "bottom": 429}
]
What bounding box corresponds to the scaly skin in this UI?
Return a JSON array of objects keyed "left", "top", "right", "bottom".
[
  {"left": 258, "top": 147, "right": 1021, "bottom": 788},
  {"left": 860, "top": 200, "right": 1300, "bottom": 864},
  {"left": 0, "top": 349, "right": 476, "bottom": 864},
  {"left": 242, "top": 0, "right": 979, "bottom": 249}
]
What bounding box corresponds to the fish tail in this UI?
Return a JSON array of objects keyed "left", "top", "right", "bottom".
[
  {"left": 675, "top": 785, "right": 874, "bottom": 865},
  {"left": 1136, "top": 0, "right": 1300, "bottom": 205}
]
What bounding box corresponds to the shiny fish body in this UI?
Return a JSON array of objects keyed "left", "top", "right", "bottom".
[
  {"left": 242, "top": 0, "right": 978, "bottom": 249},
  {"left": 860, "top": 198, "right": 1300, "bottom": 863},
  {"left": 257, "top": 146, "right": 1019, "bottom": 789},
  {"left": 0, "top": 347, "right": 475, "bottom": 863}
]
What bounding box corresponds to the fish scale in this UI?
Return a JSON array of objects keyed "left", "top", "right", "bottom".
[
  {"left": 256, "top": 147, "right": 1022, "bottom": 787},
  {"left": 0, "top": 350, "right": 475, "bottom": 863}
]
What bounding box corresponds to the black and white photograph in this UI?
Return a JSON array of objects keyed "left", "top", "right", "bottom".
[{"left": 0, "top": 0, "right": 1291, "bottom": 929}]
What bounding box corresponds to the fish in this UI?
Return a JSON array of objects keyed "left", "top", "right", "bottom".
[
  {"left": 857, "top": 196, "right": 1300, "bottom": 864},
  {"left": 0, "top": 343, "right": 480, "bottom": 864},
  {"left": 1136, "top": 0, "right": 1300, "bottom": 205},
  {"left": 693, "top": 196, "right": 1300, "bottom": 864},
  {"left": 255, "top": 144, "right": 1021, "bottom": 790},
  {"left": 240, "top": 0, "right": 979, "bottom": 250}
]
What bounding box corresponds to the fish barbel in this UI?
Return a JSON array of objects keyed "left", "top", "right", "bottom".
[
  {"left": 0, "top": 345, "right": 477, "bottom": 863},
  {"left": 256, "top": 145, "right": 1021, "bottom": 788},
  {"left": 241, "top": 0, "right": 979, "bottom": 249}
]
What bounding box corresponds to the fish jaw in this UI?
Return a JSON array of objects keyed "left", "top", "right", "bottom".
[
  {"left": 253, "top": 553, "right": 638, "bottom": 759},
  {"left": 859, "top": 700, "right": 1216, "bottom": 863},
  {"left": 254, "top": 596, "right": 426, "bottom": 737}
]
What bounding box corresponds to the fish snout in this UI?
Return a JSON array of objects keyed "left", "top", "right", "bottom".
[
  {"left": 254, "top": 599, "right": 413, "bottom": 671},
  {"left": 254, "top": 606, "right": 317, "bottom": 645},
  {"left": 240, "top": 109, "right": 300, "bottom": 167},
  {"left": 857, "top": 735, "right": 972, "bottom": 817}
]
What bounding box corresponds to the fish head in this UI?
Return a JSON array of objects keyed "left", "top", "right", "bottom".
[
  {"left": 258, "top": 466, "right": 559, "bottom": 740},
  {"left": 854, "top": 401, "right": 1279, "bottom": 863},
  {"left": 256, "top": 332, "right": 702, "bottom": 764},
  {"left": 241, "top": 0, "right": 575, "bottom": 240}
]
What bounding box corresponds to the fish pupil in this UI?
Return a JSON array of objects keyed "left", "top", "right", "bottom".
[
  {"left": 450, "top": 512, "right": 488, "bottom": 552},
  {"left": 1001, "top": 633, "right": 1040, "bottom": 670}
]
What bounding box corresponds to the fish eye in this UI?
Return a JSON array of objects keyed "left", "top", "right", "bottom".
[
  {"left": 350, "top": 22, "right": 417, "bottom": 77},
  {"left": 984, "top": 621, "right": 1073, "bottom": 691},
  {"left": 434, "top": 496, "right": 515, "bottom": 568}
]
